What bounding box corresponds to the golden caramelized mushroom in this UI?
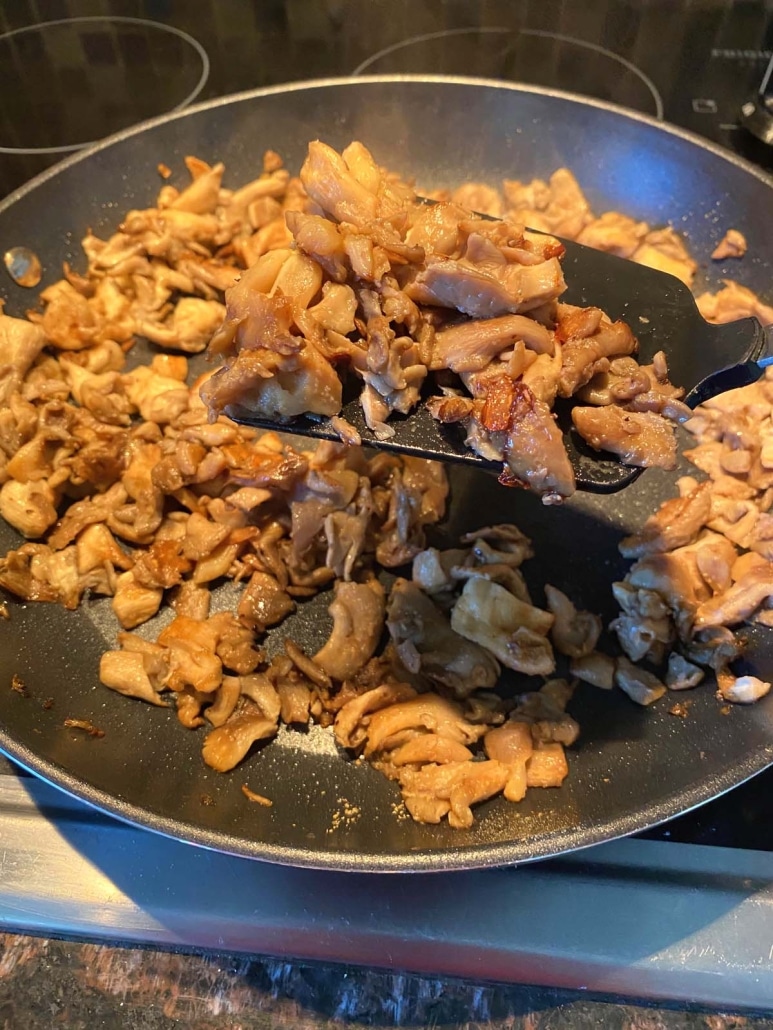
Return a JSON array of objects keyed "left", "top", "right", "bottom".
[
  {"left": 313, "top": 578, "right": 385, "bottom": 682},
  {"left": 485, "top": 720, "right": 534, "bottom": 802},
  {"left": 619, "top": 482, "right": 712, "bottom": 559},
  {"left": 237, "top": 571, "right": 295, "bottom": 632},
  {"left": 202, "top": 704, "right": 278, "bottom": 772},
  {"left": 571, "top": 406, "right": 677, "bottom": 470},
  {"left": 525, "top": 742, "right": 569, "bottom": 788},
  {"left": 451, "top": 577, "right": 555, "bottom": 675},
  {"left": 111, "top": 571, "right": 163, "bottom": 629},
  {"left": 205, "top": 676, "right": 242, "bottom": 727},
  {"left": 363, "top": 693, "right": 487, "bottom": 757},
  {"left": 334, "top": 683, "right": 417, "bottom": 751},
  {"left": 0, "top": 479, "right": 59, "bottom": 538},
  {"left": 100, "top": 650, "right": 167, "bottom": 707}
]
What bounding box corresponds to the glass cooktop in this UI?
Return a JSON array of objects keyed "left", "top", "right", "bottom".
[{"left": 0, "top": 0, "right": 770, "bottom": 198}]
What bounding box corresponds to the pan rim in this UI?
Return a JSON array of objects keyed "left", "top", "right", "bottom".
[
  {"left": 1, "top": 74, "right": 772, "bottom": 872},
  {"left": 1, "top": 729, "right": 772, "bottom": 872},
  {"left": 1, "top": 73, "right": 772, "bottom": 216}
]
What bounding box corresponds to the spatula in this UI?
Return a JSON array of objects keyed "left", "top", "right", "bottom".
[{"left": 226, "top": 237, "right": 771, "bottom": 493}]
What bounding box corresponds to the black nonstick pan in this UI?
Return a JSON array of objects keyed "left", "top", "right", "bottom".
[{"left": 1, "top": 77, "right": 772, "bottom": 872}]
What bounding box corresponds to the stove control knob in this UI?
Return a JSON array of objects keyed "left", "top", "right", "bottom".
[{"left": 739, "top": 94, "right": 773, "bottom": 146}]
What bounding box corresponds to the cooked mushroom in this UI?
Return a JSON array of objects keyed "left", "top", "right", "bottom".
[
  {"left": 525, "top": 742, "right": 569, "bottom": 788},
  {"left": 399, "top": 758, "right": 510, "bottom": 829},
  {"left": 6, "top": 137, "right": 772, "bottom": 834},
  {"left": 0, "top": 479, "right": 58, "bottom": 539},
  {"left": 313, "top": 578, "right": 385, "bottom": 682},
  {"left": 204, "top": 676, "right": 242, "bottom": 727},
  {"left": 386, "top": 577, "right": 500, "bottom": 698},
  {"left": 334, "top": 682, "right": 417, "bottom": 751},
  {"left": 237, "top": 571, "right": 295, "bottom": 632},
  {"left": 615, "top": 656, "right": 667, "bottom": 706},
  {"left": 695, "top": 565, "right": 773, "bottom": 629},
  {"left": 619, "top": 483, "right": 712, "bottom": 559},
  {"left": 569, "top": 651, "right": 616, "bottom": 690},
  {"left": 484, "top": 720, "right": 534, "bottom": 802},
  {"left": 111, "top": 570, "right": 163, "bottom": 629},
  {"left": 450, "top": 577, "right": 555, "bottom": 675},
  {"left": 572, "top": 406, "right": 677, "bottom": 470},
  {"left": 389, "top": 734, "right": 475, "bottom": 768},
  {"left": 202, "top": 702, "right": 278, "bottom": 772},
  {"left": 363, "top": 692, "right": 487, "bottom": 758},
  {"left": 238, "top": 672, "right": 282, "bottom": 722},
  {"left": 718, "top": 674, "right": 771, "bottom": 704},
  {"left": 711, "top": 229, "right": 747, "bottom": 261},
  {"left": 665, "top": 653, "right": 705, "bottom": 691},
  {"left": 544, "top": 584, "right": 602, "bottom": 659},
  {"left": 99, "top": 650, "right": 167, "bottom": 706}
]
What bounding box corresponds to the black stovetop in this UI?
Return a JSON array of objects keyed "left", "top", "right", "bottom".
[
  {"left": 0, "top": 0, "right": 771, "bottom": 199},
  {"left": 0, "top": 0, "right": 771, "bottom": 853}
]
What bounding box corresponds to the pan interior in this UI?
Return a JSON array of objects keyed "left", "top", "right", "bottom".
[{"left": 0, "top": 78, "right": 771, "bottom": 871}]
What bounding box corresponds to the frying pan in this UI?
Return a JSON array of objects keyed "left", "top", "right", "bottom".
[{"left": 1, "top": 77, "right": 772, "bottom": 873}]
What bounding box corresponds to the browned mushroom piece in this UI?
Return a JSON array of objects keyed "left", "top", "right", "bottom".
[
  {"left": 99, "top": 650, "right": 167, "bottom": 707},
  {"left": 313, "top": 578, "right": 386, "bottom": 682},
  {"left": 619, "top": 483, "right": 712, "bottom": 559},
  {"left": 632, "top": 226, "right": 697, "bottom": 287},
  {"left": 0, "top": 479, "right": 59, "bottom": 539},
  {"left": 204, "top": 676, "right": 242, "bottom": 727},
  {"left": 525, "top": 742, "right": 570, "bottom": 788},
  {"left": 237, "top": 571, "right": 295, "bottom": 632},
  {"left": 362, "top": 692, "right": 488, "bottom": 759},
  {"left": 334, "top": 682, "right": 417, "bottom": 751},
  {"left": 570, "top": 651, "right": 616, "bottom": 690},
  {"left": 386, "top": 577, "right": 500, "bottom": 698},
  {"left": 399, "top": 759, "right": 510, "bottom": 829},
  {"left": 544, "top": 584, "right": 602, "bottom": 659},
  {"left": 711, "top": 229, "right": 747, "bottom": 261},
  {"left": 450, "top": 576, "right": 555, "bottom": 676},
  {"left": 202, "top": 701, "right": 279, "bottom": 772},
  {"left": 695, "top": 565, "right": 773, "bottom": 629},
  {"left": 572, "top": 406, "right": 677, "bottom": 470},
  {"left": 484, "top": 720, "right": 534, "bottom": 802}
]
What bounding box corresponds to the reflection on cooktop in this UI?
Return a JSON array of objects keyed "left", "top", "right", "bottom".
[
  {"left": 353, "top": 27, "right": 664, "bottom": 118},
  {"left": 0, "top": 16, "right": 209, "bottom": 155}
]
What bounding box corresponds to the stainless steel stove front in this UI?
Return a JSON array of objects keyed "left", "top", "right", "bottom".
[{"left": 1, "top": 771, "right": 772, "bottom": 1010}]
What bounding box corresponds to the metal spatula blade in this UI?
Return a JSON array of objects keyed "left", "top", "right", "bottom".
[{"left": 227, "top": 238, "right": 770, "bottom": 493}]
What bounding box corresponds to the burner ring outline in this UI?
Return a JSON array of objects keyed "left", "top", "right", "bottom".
[
  {"left": 0, "top": 15, "right": 211, "bottom": 155},
  {"left": 351, "top": 26, "right": 664, "bottom": 121}
]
